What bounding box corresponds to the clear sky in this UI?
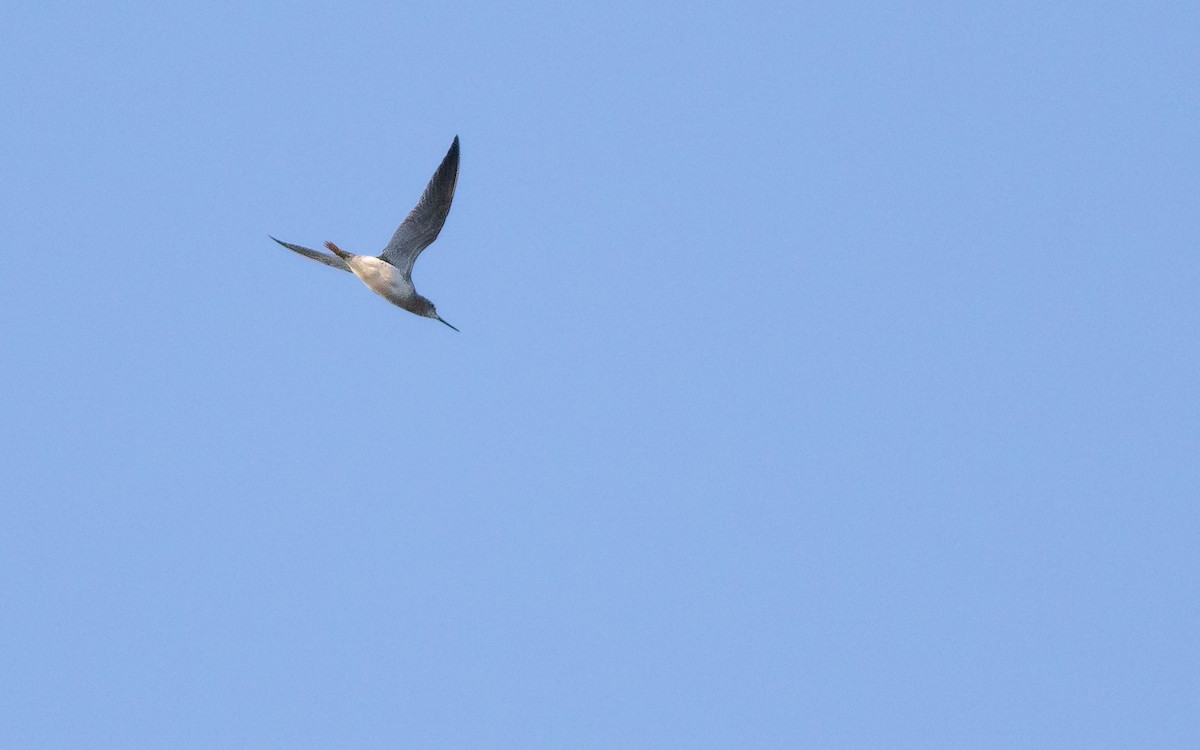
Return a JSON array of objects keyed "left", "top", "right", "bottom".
[{"left": 2, "top": 1, "right": 1197, "bottom": 747}]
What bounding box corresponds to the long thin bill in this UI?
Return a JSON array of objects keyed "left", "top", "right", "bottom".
[{"left": 437, "top": 316, "right": 460, "bottom": 332}]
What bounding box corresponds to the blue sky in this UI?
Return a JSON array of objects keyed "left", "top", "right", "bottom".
[{"left": 1, "top": 1, "right": 1197, "bottom": 747}]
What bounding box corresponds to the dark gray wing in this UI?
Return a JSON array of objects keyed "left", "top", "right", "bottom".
[
  {"left": 378, "top": 136, "right": 459, "bottom": 275},
  {"left": 270, "top": 236, "right": 350, "bottom": 271}
]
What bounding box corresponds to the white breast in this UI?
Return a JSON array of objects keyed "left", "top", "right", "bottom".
[{"left": 346, "top": 256, "right": 415, "bottom": 305}]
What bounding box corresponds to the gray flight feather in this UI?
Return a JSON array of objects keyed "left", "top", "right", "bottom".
[
  {"left": 269, "top": 236, "right": 351, "bottom": 271},
  {"left": 378, "top": 135, "right": 460, "bottom": 276}
]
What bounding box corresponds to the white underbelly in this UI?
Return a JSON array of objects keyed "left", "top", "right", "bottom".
[{"left": 348, "top": 256, "right": 414, "bottom": 304}]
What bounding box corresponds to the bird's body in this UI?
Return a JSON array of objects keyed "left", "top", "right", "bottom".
[
  {"left": 326, "top": 242, "right": 439, "bottom": 319},
  {"left": 271, "top": 136, "right": 461, "bottom": 331}
]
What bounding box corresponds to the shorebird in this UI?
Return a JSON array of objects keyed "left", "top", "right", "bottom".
[{"left": 271, "top": 135, "right": 462, "bottom": 331}]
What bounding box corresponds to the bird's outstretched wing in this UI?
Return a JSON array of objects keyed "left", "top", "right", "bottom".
[
  {"left": 270, "top": 236, "right": 351, "bottom": 271},
  {"left": 378, "top": 136, "right": 460, "bottom": 276}
]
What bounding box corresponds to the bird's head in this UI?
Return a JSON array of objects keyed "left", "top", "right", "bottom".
[{"left": 410, "top": 295, "right": 459, "bottom": 332}]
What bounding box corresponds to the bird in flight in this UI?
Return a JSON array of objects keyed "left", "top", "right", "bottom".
[{"left": 271, "top": 135, "right": 462, "bottom": 331}]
